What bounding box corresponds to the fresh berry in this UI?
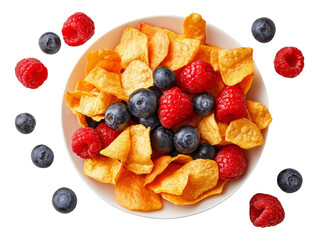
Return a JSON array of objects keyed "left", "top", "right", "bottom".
[
  {"left": 105, "top": 102, "right": 131, "bottom": 131},
  {"left": 128, "top": 88, "right": 157, "bottom": 118},
  {"left": 139, "top": 112, "right": 161, "bottom": 132},
  {"left": 174, "top": 125, "right": 200, "bottom": 154},
  {"left": 71, "top": 127, "right": 102, "bottom": 159},
  {"left": 153, "top": 66, "right": 176, "bottom": 90},
  {"left": 251, "top": 17, "right": 276, "bottom": 43},
  {"left": 31, "top": 144, "right": 54, "bottom": 168},
  {"left": 214, "top": 145, "right": 246, "bottom": 180},
  {"left": 52, "top": 187, "right": 77, "bottom": 214},
  {"left": 85, "top": 116, "right": 104, "bottom": 129},
  {"left": 151, "top": 126, "right": 175, "bottom": 154},
  {"left": 216, "top": 85, "right": 247, "bottom": 124},
  {"left": 39, "top": 32, "right": 61, "bottom": 54},
  {"left": 148, "top": 86, "right": 163, "bottom": 103},
  {"left": 250, "top": 193, "right": 285, "bottom": 227},
  {"left": 191, "top": 92, "right": 215, "bottom": 116},
  {"left": 192, "top": 143, "right": 217, "bottom": 160},
  {"left": 15, "top": 58, "right": 48, "bottom": 89},
  {"left": 274, "top": 47, "right": 304, "bottom": 78},
  {"left": 62, "top": 12, "right": 95, "bottom": 46},
  {"left": 95, "top": 122, "right": 121, "bottom": 149},
  {"left": 277, "top": 168, "right": 303, "bottom": 193},
  {"left": 15, "top": 113, "right": 36, "bottom": 134},
  {"left": 158, "top": 87, "right": 193, "bottom": 128},
  {"left": 177, "top": 60, "right": 217, "bottom": 93}
]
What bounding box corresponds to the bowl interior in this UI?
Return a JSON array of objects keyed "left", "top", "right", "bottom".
[{"left": 62, "top": 16, "right": 268, "bottom": 219}]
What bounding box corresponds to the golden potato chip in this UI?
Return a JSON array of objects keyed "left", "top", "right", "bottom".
[
  {"left": 75, "top": 78, "right": 96, "bottom": 92},
  {"left": 207, "top": 72, "right": 224, "bottom": 100},
  {"left": 138, "top": 22, "right": 161, "bottom": 39},
  {"left": 79, "top": 92, "right": 113, "bottom": 117},
  {"left": 91, "top": 114, "right": 105, "bottom": 122},
  {"left": 75, "top": 111, "right": 88, "bottom": 127},
  {"left": 225, "top": 118, "right": 265, "bottom": 149},
  {"left": 238, "top": 73, "right": 254, "bottom": 94},
  {"left": 114, "top": 27, "right": 149, "bottom": 69},
  {"left": 247, "top": 100, "right": 272, "bottom": 130},
  {"left": 198, "top": 112, "right": 222, "bottom": 145},
  {"left": 218, "top": 122, "right": 230, "bottom": 146},
  {"left": 114, "top": 167, "right": 162, "bottom": 211},
  {"left": 65, "top": 90, "right": 96, "bottom": 114},
  {"left": 84, "top": 156, "right": 122, "bottom": 185},
  {"left": 148, "top": 29, "right": 169, "bottom": 70},
  {"left": 218, "top": 47, "right": 254, "bottom": 86},
  {"left": 246, "top": 109, "right": 252, "bottom": 121},
  {"left": 183, "top": 13, "right": 206, "bottom": 44},
  {"left": 194, "top": 44, "right": 219, "bottom": 63},
  {"left": 210, "top": 45, "right": 221, "bottom": 71}
]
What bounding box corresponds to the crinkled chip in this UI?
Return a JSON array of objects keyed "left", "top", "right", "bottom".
[
  {"left": 75, "top": 111, "right": 88, "bottom": 127},
  {"left": 218, "top": 122, "right": 230, "bottom": 146},
  {"left": 247, "top": 100, "right": 272, "bottom": 130},
  {"left": 194, "top": 44, "right": 219, "bottom": 63},
  {"left": 225, "top": 118, "right": 264, "bottom": 149},
  {"left": 209, "top": 44, "right": 221, "bottom": 71},
  {"left": 198, "top": 112, "right": 222, "bottom": 145},
  {"left": 238, "top": 73, "right": 254, "bottom": 94},
  {"left": 138, "top": 22, "right": 161, "bottom": 39},
  {"left": 79, "top": 91, "right": 113, "bottom": 117},
  {"left": 183, "top": 13, "right": 206, "bottom": 44},
  {"left": 75, "top": 78, "right": 96, "bottom": 92},
  {"left": 91, "top": 114, "right": 105, "bottom": 122},
  {"left": 148, "top": 29, "right": 169, "bottom": 70}
]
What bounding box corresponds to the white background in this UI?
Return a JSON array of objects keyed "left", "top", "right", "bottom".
[{"left": 0, "top": 0, "right": 317, "bottom": 239}]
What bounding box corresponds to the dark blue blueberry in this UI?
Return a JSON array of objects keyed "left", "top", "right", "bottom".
[
  {"left": 148, "top": 86, "right": 163, "bottom": 103},
  {"left": 277, "top": 168, "right": 302, "bottom": 193},
  {"left": 31, "top": 144, "right": 54, "bottom": 168},
  {"left": 174, "top": 125, "right": 200, "bottom": 154},
  {"left": 105, "top": 103, "right": 131, "bottom": 131},
  {"left": 191, "top": 143, "right": 217, "bottom": 160},
  {"left": 52, "top": 187, "right": 77, "bottom": 214},
  {"left": 39, "top": 32, "right": 61, "bottom": 54},
  {"left": 85, "top": 116, "right": 103, "bottom": 129},
  {"left": 251, "top": 17, "right": 276, "bottom": 43},
  {"left": 15, "top": 113, "right": 36, "bottom": 134},
  {"left": 151, "top": 126, "right": 174, "bottom": 154},
  {"left": 153, "top": 66, "right": 176, "bottom": 90},
  {"left": 191, "top": 92, "right": 215, "bottom": 116},
  {"left": 139, "top": 112, "right": 161, "bottom": 133},
  {"left": 128, "top": 88, "right": 157, "bottom": 118}
]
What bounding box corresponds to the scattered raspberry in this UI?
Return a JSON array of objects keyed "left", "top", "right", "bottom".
[
  {"left": 250, "top": 193, "right": 285, "bottom": 227},
  {"left": 214, "top": 145, "right": 247, "bottom": 180},
  {"left": 274, "top": 46, "right": 304, "bottom": 78},
  {"left": 158, "top": 87, "right": 193, "bottom": 129},
  {"left": 15, "top": 58, "right": 48, "bottom": 89},
  {"left": 177, "top": 60, "right": 217, "bottom": 93},
  {"left": 62, "top": 12, "right": 95, "bottom": 46},
  {"left": 216, "top": 85, "right": 247, "bottom": 124},
  {"left": 71, "top": 127, "right": 102, "bottom": 159},
  {"left": 95, "top": 123, "right": 121, "bottom": 149}
]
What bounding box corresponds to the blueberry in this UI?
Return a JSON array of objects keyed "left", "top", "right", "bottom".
[
  {"left": 251, "top": 17, "right": 276, "bottom": 43},
  {"left": 191, "top": 92, "right": 215, "bottom": 116},
  {"left": 39, "top": 32, "right": 61, "bottom": 54},
  {"left": 139, "top": 112, "right": 161, "bottom": 133},
  {"left": 31, "top": 144, "right": 54, "bottom": 168},
  {"left": 277, "top": 168, "right": 303, "bottom": 193},
  {"left": 105, "top": 103, "right": 131, "bottom": 131},
  {"left": 128, "top": 88, "right": 157, "bottom": 118},
  {"left": 151, "top": 126, "right": 174, "bottom": 154},
  {"left": 148, "top": 86, "right": 163, "bottom": 103},
  {"left": 191, "top": 143, "right": 217, "bottom": 160},
  {"left": 85, "top": 116, "right": 103, "bottom": 129},
  {"left": 52, "top": 187, "right": 77, "bottom": 214},
  {"left": 174, "top": 125, "right": 200, "bottom": 154},
  {"left": 15, "top": 113, "right": 36, "bottom": 134},
  {"left": 153, "top": 66, "right": 176, "bottom": 90}
]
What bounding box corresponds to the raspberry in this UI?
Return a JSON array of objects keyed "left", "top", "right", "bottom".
[
  {"left": 177, "top": 60, "right": 217, "bottom": 93},
  {"left": 71, "top": 127, "right": 102, "bottom": 159},
  {"left": 62, "top": 12, "right": 95, "bottom": 46},
  {"left": 250, "top": 193, "right": 285, "bottom": 227},
  {"left": 158, "top": 87, "right": 193, "bottom": 129},
  {"left": 216, "top": 85, "right": 247, "bottom": 124},
  {"left": 274, "top": 46, "right": 304, "bottom": 78},
  {"left": 214, "top": 145, "right": 247, "bottom": 180},
  {"left": 15, "top": 58, "right": 48, "bottom": 89},
  {"left": 95, "top": 122, "right": 121, "bottom": 149}
]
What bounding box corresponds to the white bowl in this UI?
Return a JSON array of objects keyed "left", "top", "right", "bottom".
[{"left": 62, "top": 16, "right": 268, "bottom": 219}]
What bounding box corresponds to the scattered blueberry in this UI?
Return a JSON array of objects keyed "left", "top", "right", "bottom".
[
  {"left": 191, "top": 92, "right": 215, "bottom": 116},
  {"left": 15, "top": 113, "right": 36, "bottom": 134},
  {"left": 277, "top": 168, "right": 303, "bottom": 193},
  {"left": 192, "top": 143, "right": 217, "bottom": 160},
  {"left": 151, "top": 126, "right": 175, "bottom": 154},
  {"left": 148, "top": 86, "right": 163, "bottom": 103},
  {"left": 52, "top": 187, "right": 77, "bottom": 214},
  {"left": 104, "top": 103, "right": 131, "bottom": 131},
  {"left": 139, "top": 112, "right": 161, "bottom": 133},
  {"left": 128, "top": 88, "right": 157, "bottom": 118},
  {"left": 174, "top": 125, "right": 200, "bottom": 154},
  {"left": 31, "top": 144, "right": 54, "bottom": 168},
  {"left": 85, "top": 116, "right": 103, "bottom": 129},
  {"left": 39, "top": 32, "right": 61, "bottom": 54},
  {"left": 251, "top": 17, "right": 276, "bottom": 43},
  {"left": 153, "top": 66, "right": 176, "bottom": 90}
]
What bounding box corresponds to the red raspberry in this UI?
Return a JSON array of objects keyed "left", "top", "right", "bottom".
[
  {"left": 250, "top": 193, "right": 285, "bottom": 227},
  {"left": 95, "top": 123, "right": 121, "bottom": 149},
  {"left": 158, "top": 87, "right": 193, "bottom": 129},
  {"left": 71, "top": 127, "right": 102, "bottom": 159},
  {"left": 274, "top": 46, "right": 304, "bottom": 78},
  {"left": 177, "top": 60, "right": 217, "bottom": 93},
  {"left": 62, "top": 12, "right": 95, "bottom": 46},
  {"left": 214, "top": 145, "right": 247, "bottom": 181},
  {"left": 15, "top": 58, "right": 48, "bottom": 89},
  {"left": 216, "top": 85, "right": 247, "bottom": 124}
]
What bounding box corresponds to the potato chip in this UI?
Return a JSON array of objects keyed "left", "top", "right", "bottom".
[
  {"left": 194, "top": 44, "right": 219, "bottom": 63},
  {"left": 65, "top": 90, "right": 95, "bottom": 114},
  {"left": 148, "top": 29, "right": 169, "bottom": 70},
  {"left": 198, "top": 112, "right": 222, "bottom": 145},
  {"left": 79, "top": 91, "right": 113, "bottom": 117},
  {"left": 114, "top": 167, "right": 162, "bottom": 211},
  {"left": 218, "top": 122, "right": 230, "bottom": 146},
  {"left": 225, "top": 118, "right": 265, "bottom": 149},
  {"left": 114, "top": 27, "right": 149, "bottom": 69},
  {"left": 247, "top": 100, "right": 272, "bottom": 130},
  {"left": 183, "top": 13, "right": 206, "bottom": 44},
  {"left": 75, "top": 111, "right": 88, "bottom": 127},
  {"left": 238, "top": 73, "right": 254, "bottom": 94},
  {"left": 218, "top": 47, "right": 254, "bottom": 86},
  {"left": 75, "top": 78, "right": 96, "bottom": 92},
  {"left": 138, "top": 22, "right": 161, "bottom": 39},
  {"left": 210, "top": 45, "right": 221, "bottom": 71},
  {"left": 207, "top": 72, "right": 224, "bottom": 100},
  {"left": 84, "top": 156, "right": 122, "bottom": 185}
]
